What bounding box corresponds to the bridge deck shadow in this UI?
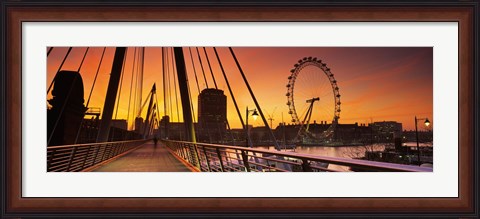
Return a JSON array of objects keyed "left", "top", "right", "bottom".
[{"left": 92, "top": 143, "right": 191, "bottom": 172}]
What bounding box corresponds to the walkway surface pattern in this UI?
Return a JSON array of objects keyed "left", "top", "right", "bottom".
[{"left": 93, "top": 143, "right": 191, "bottom": 172}]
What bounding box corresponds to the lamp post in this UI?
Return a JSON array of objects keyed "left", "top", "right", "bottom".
[
  {"left": 245, "top": 106, "right": 259, "bottom": 148},
  {"left": 415, "top": 116, "right": 430, "bottom": 165}
]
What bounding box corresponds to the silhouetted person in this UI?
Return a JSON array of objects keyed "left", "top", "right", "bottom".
[{"left": 153, "top": 136, "right": 158, "bottom": 147}]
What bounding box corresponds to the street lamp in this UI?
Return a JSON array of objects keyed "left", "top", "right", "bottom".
[
  {"left": 415, "top": 116, "right": 430, "bottom": 165},
  {"left": 246, "top": 106, "right": 259, "bottom": 148}
]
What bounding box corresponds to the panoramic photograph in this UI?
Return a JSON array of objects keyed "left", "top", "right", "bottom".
[{"left": 46, "top": 47, "right": 433, "bottom": 172}]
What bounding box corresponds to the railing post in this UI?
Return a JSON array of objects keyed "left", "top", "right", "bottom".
[
  {"left": 108, "top": 143, "right": 114, "bottom": 158},
  {"left": 301, "top": 159, "right": 313, "bottom": 172},
  {"left": 80, "top": 145, "right": 92, "bottom": 170},
  {"left": 216, "top": 148, "right": 225, "bottom": 172},
  {"left": 174, "top": 143, "right": 182, "bottom": 158},
  {"left": 47, "top": 149, "right": 55, "bottom": 171},
  {"left": 202, "top": 146, "right": 211, "bottom": 172},
  {"left": 120, "top": 142, "right": 126, "bottom": 153},
  {"left": 107, "top": 143, "right": 114, "bottom": 158},
  {"left": 186, "top": 143, "right": 192, "bottom": 164},
  {"left": 193, "top": 144, "right": 202, "bottom": 171},
  {"left": 110, "top": 143, "right": 116, "bottom": 157},
  {"left": 181, "top": 143, "right": 188, "bottom": 160},
  {"left": 66, "top": 147, "right": 77, "bottom": 171},
  {"left": 100, "top": 143, "right": 108, "bottom": 162},
  {"left": 241, "top": 150, "right": 251, "bottom": 172},
  {"left": 101, "top": 143, "right": 109, "bottom": 160},
  {"left": 92, "top": 145, "right": 100, "bottom": 164}
]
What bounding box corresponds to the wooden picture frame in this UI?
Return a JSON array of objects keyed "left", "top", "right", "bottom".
[{"left": 1, "top": 1, "right": 478, "bottom": 217}]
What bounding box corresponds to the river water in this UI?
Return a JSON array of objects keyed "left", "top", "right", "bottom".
[
  {"left": 250, "top": 145, "right": 386, "bottom": 171},
  {"left": 255, "top": 145, "right": 386, "bottom": 159},
  {"left": 253, "top": 143, "right": 432, "bottom": 171},
  {"left": 255, "top": 142, "right": 432, "bottom": 159}
]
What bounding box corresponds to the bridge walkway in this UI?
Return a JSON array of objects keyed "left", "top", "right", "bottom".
[{"left": 92, "top": 142, "right": 192, "bottom": 172}]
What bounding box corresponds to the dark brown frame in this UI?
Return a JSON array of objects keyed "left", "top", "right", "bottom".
[{"left": 2, "top": 1, "right": 478, "bottom": 218}]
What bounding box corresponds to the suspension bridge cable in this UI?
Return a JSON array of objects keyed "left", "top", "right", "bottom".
[
  {"left": 162, "top": 48, "right": 167, "bottom": 118},
  {"left": 47, "top": 47, "right": 53, "bottom": 57},
  {"left": 185, "top": 72, "right": 197, "bottom": 128},
  {"left": 188, "top": 47, "right": 201, "bottom": 94},
  {"left": 126, "top": 48, "right": 138, "bottom": 130},
  {"left": 74, "top": 47, "right": 107, "bottom": 144},
  {"left": 148, "top": 105, "right": 156, "bottom": 136},
  {"left": 211, "top": 48, "right": 238, "bottom": 143},
  {"left": 213, "top": 48, "right": 246, "bottom": 129},
  {"left": 137, "top": 47, "right": 145, "bottom": 117},
  {"left": 167, "top": 48, "right": 174, "bottom": 120},
  {"left": 203, "top": 47, "right": 218, "bottom": 89},
  {"left": 188, "top": 84, "right": 196, "bottom": 123},
  {"left": 228, "top": 47, "right": 280, "bottom": 150},
  {"left": 132, "top": 48, "right": 140, "bottom": 126},
  {"left": 77, "top": 47, "right": 90, "bottom": 72},
  {"left": 154, "top": 93, "right": 162, "bottom": 128},
  {"left": 47, "top": 47, "right": 73, "bottom": 94},
  {"left": 86, "top": 48, "right": 107, "bottom": 107},
  {"left": 195, "top": 47, "right": 209, "bottom": 89},
  {"left": 171, "top": 48, "right": 181, "bottom": 122},
  {"left": 159, "top": 48, "right": 169, "bottom": 140},
  {"left": 164, "top": 48, "right": 170, "bottom": 117},
  {"left": 137, "top": 92, "right": 152, "bottom": 118},
  {"left": 162, "top": 47, "right": 168, "bottom": 120}
]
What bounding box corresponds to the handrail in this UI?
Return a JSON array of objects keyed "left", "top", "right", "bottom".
[
  {"left": 47, "top": 139, "right": 149, "bottom": 172},
  {"left": 163, "top": 140, "right": 433, "bottom": 172},
  {"left": 47, "top": 139, "right": 147, "bottom": 149}
]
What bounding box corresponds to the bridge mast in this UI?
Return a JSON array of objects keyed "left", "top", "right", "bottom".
[
  {"left": 96, "top": 47, "right": 127, "bottom": 143},
  {"left": 173, "top": 47, "right": 197, "bottom": 143},
  {"left": 173, "top": 47, "right": 199, "bottom": 168}
]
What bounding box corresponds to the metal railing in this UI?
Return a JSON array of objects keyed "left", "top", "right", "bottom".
[
  {"left": 163, "top": 140, "right": 433, "bottom": 172},
  {"left": 47, "top": 139, "right": 149, "bottom": 172}
]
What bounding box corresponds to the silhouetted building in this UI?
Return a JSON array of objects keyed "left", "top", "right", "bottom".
[
  {"left": 269, "top": 122, "right": 373, "bottom": 145},
  {"left": 157, "top": 120, "right": 201, "bottom": 141},
  {"left": 402, "top": 130, "right": 433, "bottom": 143},
  {"left": 370, "top": 121, "right": 403, "bottom": 143},
  {"left": 197, "top": 88, "right": 227, "bottom": 142},
  {"left": 159, "top": 116, "right": 170, "bottom": 139},
  {"left": 134, "top": 117, "right": 144, "bottom": 134},
  {"left": 47, "top": 70, "right": 87, "bottom": 146},
  {"left": 111, "top": 119, "right": 128, "bottom": 130},
  {"left": 333, "top": 123, "right": 372, "bottom": 143}
]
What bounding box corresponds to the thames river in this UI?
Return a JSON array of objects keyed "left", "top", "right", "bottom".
[{"left": 255, "top": 145, "right": 386, "bottom": 159}]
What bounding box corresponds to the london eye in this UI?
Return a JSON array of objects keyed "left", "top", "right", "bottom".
[{"left": 286, "top": 57, "right": 341, "bottom": 143}]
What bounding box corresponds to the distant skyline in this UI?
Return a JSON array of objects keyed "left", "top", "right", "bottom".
[{"left": 47, "top": 47, "right": 433, "bottom": 131}]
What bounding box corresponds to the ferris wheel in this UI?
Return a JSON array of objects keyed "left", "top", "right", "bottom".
[{"left": 286, "top": 57, "right": 341, "bottom": 142}]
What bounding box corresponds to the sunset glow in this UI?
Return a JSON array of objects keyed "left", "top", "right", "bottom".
[{"left": 47, "top": 47, "right": 433, "bottom": 131}]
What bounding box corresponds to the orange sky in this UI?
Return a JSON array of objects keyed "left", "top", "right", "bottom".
[{"left": 47, "top": 47, "right": 433, "bottom": 131}]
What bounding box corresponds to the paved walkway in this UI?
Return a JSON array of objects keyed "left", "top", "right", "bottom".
[{"left": 92, "top": 143, "right": 191, "bottom": 172}]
